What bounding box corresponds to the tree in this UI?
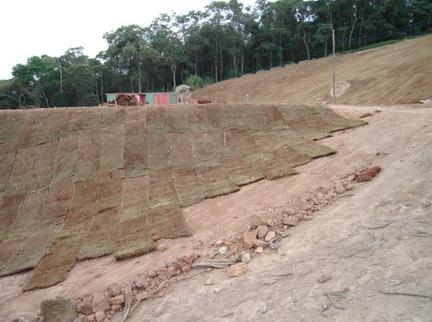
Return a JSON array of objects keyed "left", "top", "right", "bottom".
[
  {"left": 103, "top": 25, "right": 148, "bottom": 92},
  {"left": 12, "top": 55, "right": 58, "bottom": 107},
  {"left": 150, "top": 14, "right": 184, "bottom": 88}
]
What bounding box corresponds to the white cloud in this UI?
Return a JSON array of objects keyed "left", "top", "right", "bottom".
[{"left": 0, "top": 0, "right": 256, "bottom": 79}]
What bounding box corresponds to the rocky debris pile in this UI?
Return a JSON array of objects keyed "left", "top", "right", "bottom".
[
  {"left": 116, "top": 94, "right": 139, "bottom": 106},
  {"left": 191, "top": 172, "right": 370, "bottom": 279},
  {"left": 73, "top": 253, "right": 200, "bottom": 321}
]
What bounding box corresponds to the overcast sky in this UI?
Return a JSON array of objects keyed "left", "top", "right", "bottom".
[{"left": 0, "top": 0, "right": 257, "bottom": 80}]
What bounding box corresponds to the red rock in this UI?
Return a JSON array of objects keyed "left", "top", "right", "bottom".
[
  {"left": 94, "top": 311, "right": 105, "bottom": 322},
  {"left": 255, "top": 246, "right": 264, "bottom": 254},
  {"left": 249, "top": 215, "right": 266, "bottom": 228},
  {"left": 182, "top": 265, "right": 192, "bottom": 273},
  {"left": 215, "top": 240, "right": 224, "bottom": 246},
  {"left": 107, "top": 283, "right": 122, "bottom": 298},
  {"left": 77, "top": 295, "right": 93, "bottom": 315},
  {"left": 147, "top": 270, "right": 158, "bottom": 278},
  {"left": 264, "top": 231, "right": 276, "bottom": 242},
  {"left": 92, "top": 292, "right": 109, "bottom": 313},
  {"left": 283, "top": 217, "right": 298, "bottom": 226},
  {"left": 185, "top": 254, "right": 198, "bottom": 265},
  {"left": 227, "top": 263, "right": 249, "bottom": 277},
  {"left": 335, "top": 181, "right": 345, "bottom": 194},
  {"left": 157, "top": 244, "right": 169, "bottom": 252},
  {"left": 111, "top": 304, "right": 122, "bottom": 313},
  {"left": 252, "top": 239, "right": 268, "bottom": 248},
  {"left": 243, "top": 230, "right": 257, "bottom": 249},
  {"left": 256, "top": 225, "right": 269, "bottom": 239},
  {"left": 167, "top": 266, "right": 177, "bottom": 277},
  {"left": 108, "top": 295, "right": 124, "bottom": 306},
  {"left": 355, "top": 166, "right": 382, "bottom": 182}
]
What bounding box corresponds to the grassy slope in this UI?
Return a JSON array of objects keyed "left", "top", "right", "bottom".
[{"left": 194, "top": 35, "right": 432, "bottom": 105}]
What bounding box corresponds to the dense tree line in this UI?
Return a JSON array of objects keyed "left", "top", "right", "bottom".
[{"left": 1, "top": 0, "right": 431, "bottom": 109}]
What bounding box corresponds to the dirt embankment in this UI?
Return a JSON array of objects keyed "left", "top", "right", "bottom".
[
  {"left": 2, "top": 104, "right": 430, "bottom": 321},
  {"left": 128, "top": 105, "right": 432, "bottom": 322},
  {"left": 194, "top": 35, "right": 432, "bottom": 106},
  {"left": 0, "top": 103, "right": 364, "bottom": 295}
]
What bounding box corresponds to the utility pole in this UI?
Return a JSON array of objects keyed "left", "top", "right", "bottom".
[
  {"left": 328, "top": 1, "right": 336, "bottom": 102},
  {"left": 332, "top": 28, "right": 336, "bottom": 102}
]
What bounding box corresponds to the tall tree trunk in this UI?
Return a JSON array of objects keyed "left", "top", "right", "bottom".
[
  {"left": 100, "top": 73, "right": 104, "bottom": 104},
  {"left": 233, "top": 54, "right": 238, "bottom": 77},
  {"left": 324, "top": 39, "right": 328, "bottom": 57},
  {"left": 214, "top": 42, "right": 219, "bottom": 82},
  {"left": 303, "top": 29, "right": 310, "bottom": 60},
  {"left": 348, "top": 24, "right": 356, "bottom": 49},
  {"left": 194, "top": 55, "right": 199, "bottom": 76},
  {"left": 171, "top": 63, "right": 177, "bottom": 88},
  {"left": 214, "top": 60, "right": 218, "bottom": 83},
  {"left": 279, "top": 34, "right": 282, "bottom": 66},
  {"left": 138, "top": 64, "right": 142, "bottom": 92},
  {"left": 241, "top": 54, "right": 244, "bottom": 75},
  {"left": 58, "top": 59, "right": 63, "bottom": 93},
  {"left": 219, "top": 49, "right": 224, "bottom": 81}
]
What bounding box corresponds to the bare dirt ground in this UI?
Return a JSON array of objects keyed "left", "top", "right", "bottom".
[
  {"left": 126, "top": 104, "right": 432, "bottom": 321},
  {"left": 2, "top": 103, "right": 431, "bottom": 321},
  {"left": 194, "top": 35, "right": 432, "bottom": 106}
]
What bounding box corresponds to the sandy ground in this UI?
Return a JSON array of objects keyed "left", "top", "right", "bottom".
[
  {"left": 128, "top": 104, "right": 432, "bottom": 321},
  {"left": 1, "top": 104, "right": 431, "bottom": 321}
]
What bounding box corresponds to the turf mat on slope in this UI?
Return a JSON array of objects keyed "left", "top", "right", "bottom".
[{"left": 0, "top": 103, "right": 365, "bottom": 289}]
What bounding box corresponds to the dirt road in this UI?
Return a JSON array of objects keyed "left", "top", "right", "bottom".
[{"left": 128, "top": 104, "right": 432, "bottom": 321}]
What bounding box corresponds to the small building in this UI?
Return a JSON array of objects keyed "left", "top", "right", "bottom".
[
  {"left": 105, "top": 93, "right": 147, "bottom": 106},
  {"left": 106, "top": 92, "right": 178, "bottom": 106}
]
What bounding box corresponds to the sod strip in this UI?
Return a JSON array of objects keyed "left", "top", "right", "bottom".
[
  {"left": 77, "top": 170, "right": 123, "bottom": 260},
  {"left": 118, "top": 175, "right": 149, "bottom": 223},
  {"left": 10, "top": 176, "right": 76, "bottom": 273},
  {"left": 171, "top": 169, "right": 204, "bottom": 207},
  {"left": 317, "top": 106, "right": 367, "bottom": 132},
  {"left": 6, "top": 146, "right": 36, "bottom": 194},
  {"left": 52, "top": 133, "right": 79, "bottom": 180},
  {"left": 0, "top": 190, "right": 49, "bottom": 276},
  {"left": 100, "top": 124, "right": 125, "bottom": 171},
  {"left": 114, "top": 215, "right": 155, "bottom": 261},
  {"left": 25, "top": 179, "right": 97, "bottom": 290},
  {"left": 146, "top": 110, "right": 170, "bottom": 170},
  {"left": 23, "top": 223, "right": 88, "bottom": 291},
  {"left": 28, "top": 140, "right": 58, "bottom": 192},
  {"left": 0, "top": 194, "right": 25, "bottom": 241},
  {"left": 191, "top": 131, "right": 240, "bottom": 198},
  {"left": 219, "top": 130, "right": 265, "bottom": 186},
  {"left": 124, "top": 119, "right": 148, "bottom": 178},
  {"left": 115, "top": 174, "right": 152, "bottom": 260},
  {"left": 74, "top": 129, "right": 101, "bottom": 182},
  {"left": 147, "top": 170, "right": 190, "bottom": 240},
  {"left": 168, "top": 133, "right": 204, "bottom": 207},
  {"left": 0, "top": 148, "right": 15, "bottom": 193},
  {"left": 167, "top": 105, "right": 210, "bottom": 134}
]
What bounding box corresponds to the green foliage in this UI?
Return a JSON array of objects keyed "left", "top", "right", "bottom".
[
  {"left": 1, "top": 0, "right": 430, "bottom": 109},
  {"left": 185, "top": 74, "right": 214, "bottom": 90},
  {"left": 185, "top": 74, "right": 203, "bottom": 90}
]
